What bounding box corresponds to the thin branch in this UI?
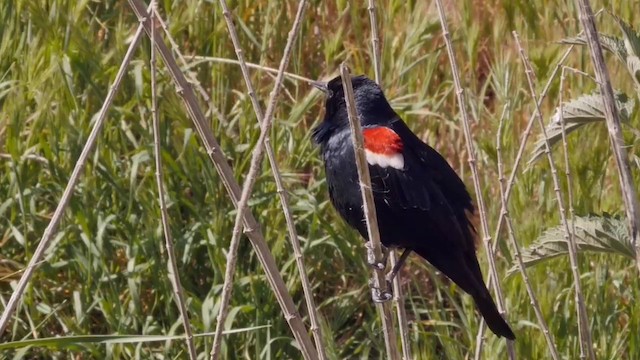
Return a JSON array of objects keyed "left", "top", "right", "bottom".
[
  {"left": 496, "top": 104, "right": 560, "bottom": 360},
  {"left": 210, "top": 1, "right": 315, "bottom": 360},
  {"left": 186, "top": 56, "right": 316, "bottom": 85},
  {"left": 477, "top": 42, "right": 577, "bottom": 344},
  {"left": 432, "top": 1, "right": 515, "bottom": 358},
  {"left": 125, "top": 1, "right": 317, "bottom": 358},
  {"left": 559, "top": 65, "right": 581, "bottom": 295},
  {"left": 340, "top": 63, "right": 400, "bottom": 360},
  {"left": 209, "top": 5, "right": 325, "bottom": 358},
  {"left": 367, "top": 2, "right": 410, "bottom": 358},
  {"left": 490, "top": 44, "right": 576, "bottom": 256},
  {"left": 151, "top": 9, "right": 228, "bottom": 126},
  {"left": 490, "top": 10, "right": 606, "bottom": 257},
  {"left": 513, "top": 31, "right": 594, "bottom": 360},
  {"left": 478, "top": 42, "right": 578, "bottom": 343},
  {"left": 0, "top": 16, "right": 148, "bottom": 336},
  {"left": 150, "top": 5, "right": 197, "bottom": 359},
  {"left": 574, "top": 0, "right": 640, "bottom": 272},
  {"left": 389, "top": 251, "right": 412, "bottom": 360},
  {"left": 367, "top": 0, "right": 382, "bottom": 84}
]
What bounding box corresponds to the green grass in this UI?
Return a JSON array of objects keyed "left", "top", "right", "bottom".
[{"left": 1, "top": 0, "right": 639, "bottom": 359}]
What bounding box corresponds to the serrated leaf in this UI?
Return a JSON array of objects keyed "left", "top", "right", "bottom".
[
  {"left": 626, "top": 55, "right": 640, "bottom": 90},
  {"left": 560, "top": 34, "right": 627, "bottom": 64},
  {"left": 612, "top": 13, "right": 640, "bottom": 58},
  {"left": 507, "top": 214, "right": 634, "bottom": 276},
  {"left": 610, "top": 14, "right": 640, "bottom": 88},
  {"left": 528, "top": 92, "right": 634, "bottom": 164}
]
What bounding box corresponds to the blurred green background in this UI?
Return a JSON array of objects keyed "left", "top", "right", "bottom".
[{"left": 1, "top": 0, "right": 639, "bottom": 358}]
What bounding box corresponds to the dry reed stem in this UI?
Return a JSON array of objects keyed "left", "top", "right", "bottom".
[
  {"left": 432, "top": 1, "right": 515, "bottom": 358},
  {"left": 574, "top": 0, "right": 640, "bottom": 273},
  {"left": 496, "top": 105, "right": 560, "bottom": 360},
  {"left": 208, "top": 7, "right": 326, "bottom": 360},
  {"left": 151, "top": 9, "right": 228, "bottom": 126},
  {"left": 389, "top": 251, "right": 412, "bottom": 360},
  {"left": 210, "top": 4, "right": 325, "bottom": 358},
  {"left": 0, "top": 17, "right": 148, "bottom": 336},
  {"left": 513, "top": 31, "right": 595, "bottom": 360},
  {"left": 490, "top": 9, "right": 604, "bottom": 257},
  {"left": 367, "top": 0, "right": 382, "bottom": 84},
  {"left": 210, "top": 1, "right": 315, "bottom": 359},
  {"left": 559, "top": 66, "right": 581, "bottom": 295},
  {"left": 340, "top": 63, "right": 400, "bottom": 360},
  {"left": 490, "top": 44, "right": 576, "bottom": 255},
  {"left": 126, "top": 0, "right": 317, "bottom": 357},
  {"left": 478, "top": 42, "right": 578, "bottom": 344},
  {"left": 211, "top": 0, "right": 325, "bottom": 358},
  {"left": 150, "top": 5, "right": 198, "bottom": 358},
  {"left": 367, "top": 1, "right": 411, "bottom": 358},
  {"left": 478, "top": 43, "right": 578, "bottom": 343},
  {"left": 187, "top": 56, "right": 316, "bottom": 85}
]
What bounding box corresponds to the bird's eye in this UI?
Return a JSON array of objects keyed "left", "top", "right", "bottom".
[{"left": 327, "top": 90, "right": 334, "bottom": 98}]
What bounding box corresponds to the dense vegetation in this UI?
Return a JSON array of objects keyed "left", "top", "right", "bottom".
[{"left": 1, "top": 0, "right": 639, "bottom": 358}]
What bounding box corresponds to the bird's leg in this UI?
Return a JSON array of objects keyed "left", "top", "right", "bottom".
[
  {"left": 368, "top": 278, "right": 393, "bottom": 303},
  {"left": 384, "top": 248, "right": 412, "bottom": 288},
  {"left": 368, "top": 249, "right": 411, "bottom": 303},
  {"left": 366, "top": 242, "right": 389, "bottom": 270},
  {"left": 366, "top": 243, "right": 391, "bottom": 302}
]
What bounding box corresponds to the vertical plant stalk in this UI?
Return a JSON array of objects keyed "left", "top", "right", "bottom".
[
  {"left": 126, "top": 0, "right": 316, "bottom": 358},
  {"left": 432, "top": 1, "right": 515, "bottom": 358},
  {"left": 187, "top": 56, "right": 316, "bottom": 84},
  {"left": 367, "top": 0, "right": 382, "bottom": 84},
  {"left": 149, "top": 6, "right": 198, "bottom": 359},
  {"left": 513, "top": 31, "right": 595, "bottom": 360},
  {"left": 213, "top": 1, "right": 325, "bottom": 358},
  {"left": 0, "top": 19, "right": 148, "bottom": 336},
  {"left": 210, "top": 2, "right": 316, "bottom": 360},
  {"left": 478, "top": 44, "right": 578, "bottom": 342},
  {"left": 152, "top": 9, "right": 228, "bottom": 126},
  {"left": 491, "top": 20, "right": 599, "bottom": 256},
  {"left": 496, "top": 105, "right": 560, "bottom": 360},
  {"left": 490, "top": 44, "right": 576, "bottom": 255},
  {"left": 367, "top": 2, "right": 410, "bottom": 358},
  {"left": 574, "top": 0, "right": 640, "bottom": 272},
  {"left": 340, "top": 64, "right": 400, "bottom": 360},
  {"left": 389, "top": 251, "right": 412, "bottom": 360},
  {"left": 559, "top": 66, "right": 581, "bottom": 282}
]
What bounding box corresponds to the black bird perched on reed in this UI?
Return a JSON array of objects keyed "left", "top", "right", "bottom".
[{"left": 312, "top": 74, "right": 515, "bottom": 339}]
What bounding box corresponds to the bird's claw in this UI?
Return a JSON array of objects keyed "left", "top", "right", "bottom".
[
  {"left": 366, "top": 244, "right": 388, "bottom": 271},
  {"left": 368, "top": 279, "right": 393, "bottom": 303},
  {"left": 367, "top": 260, "right": 386, "bottom": 271}
]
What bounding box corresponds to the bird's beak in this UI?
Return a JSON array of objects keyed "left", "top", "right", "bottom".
[{"left": 311, "top": 81, "right": 328, "bottom": 94}]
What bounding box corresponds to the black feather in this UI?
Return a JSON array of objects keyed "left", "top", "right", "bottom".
[{"left": 313, "top": 74, "right": 515, "bottom": 340}]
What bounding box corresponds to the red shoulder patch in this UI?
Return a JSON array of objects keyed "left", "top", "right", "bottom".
[{"left": 363, "top": 127, "right": 403, "bottom": 155}]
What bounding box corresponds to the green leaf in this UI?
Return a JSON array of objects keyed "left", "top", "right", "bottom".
[
  {"left": 611, "top": 13, "right": 640, "bottom": 59},
  {"left": 507, "top": 214, "right": 634, "bottom": 276},
  {"left": 528, "top": 92, "right": 634, "bottom": 164},
  {"left": 611, "top": 14, "right": 640, "bottom": 89},
  {"left": 0, "top": 325, "right": 271, "bottom": 351},
  {"left": 626, "top": 55, "right": 640, "bottom": 91},
  {"left": 560, "top": 34, "right": 627, "bottom": 64}
]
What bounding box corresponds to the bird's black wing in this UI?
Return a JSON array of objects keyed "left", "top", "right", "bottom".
[
  {"left": 363, "top": 119, "right": 475, "bottom": 252},
  {"left": 388, "top": 118, "right": 474, "bottom": 215}
]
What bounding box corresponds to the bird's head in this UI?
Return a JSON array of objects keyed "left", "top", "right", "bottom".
[{"left": 312, "top": 74, "right": 396, "bottom": 144}]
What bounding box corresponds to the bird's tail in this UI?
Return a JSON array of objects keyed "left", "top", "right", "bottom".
[
  {"left": 472, "top": 290, "right": 516, "bottom": 340},
  {"left": 413, "top": 246, "right": 515, "bottom": 340}
]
